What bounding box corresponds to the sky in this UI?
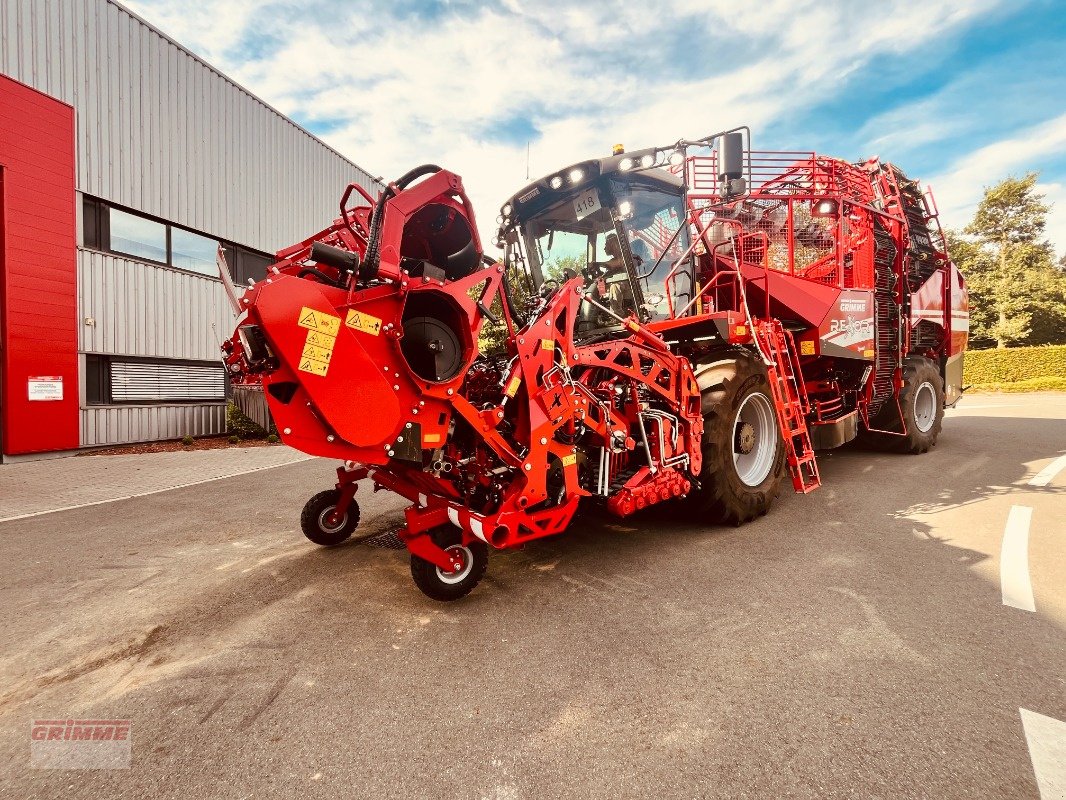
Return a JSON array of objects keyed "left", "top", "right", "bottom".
[{"left": 124, "top": 0, "right": 1066, "bottom": 255}]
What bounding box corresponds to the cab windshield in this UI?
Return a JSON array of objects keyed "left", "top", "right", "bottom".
[
  {"left": 519, "top": 186, "right": 642, "bottom": 330},
  {"left": 611, "top": 179, "right": 692, "bottom": 320},
  {"left": 521, "top": 187, "right": 612, "bottom": 283},
  {"left": 513, "top": 178, "right": 692, "bottom": 330}
]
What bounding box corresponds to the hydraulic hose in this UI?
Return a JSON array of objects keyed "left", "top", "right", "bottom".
[
  {"left": 362, "top": 164, "right": 444, "bottom": 281},
  {"left": 500, "top": 259, "right": 531, "bottom": 331}
]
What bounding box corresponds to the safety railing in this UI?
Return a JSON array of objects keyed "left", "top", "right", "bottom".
[{"left": 680, "top": 152, "right": 871, "bottom": 201}]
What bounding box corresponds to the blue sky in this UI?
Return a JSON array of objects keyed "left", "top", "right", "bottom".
[{"left": 126, "top": 0, "right": 1066, "bottom": 253}]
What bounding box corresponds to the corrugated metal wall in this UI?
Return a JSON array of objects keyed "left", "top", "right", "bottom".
[
  {"left": 76, "top": 250, "right": 236, "bottom": 447},
  {"left": 0, "top": 0, "right": 378, "bottom": 252},
  {"left": 78, "top": 250, "right": 233, "bottom": 361},
  {"left": 81, "top": 403, "right": 226, "bottom": 447},
  {"left": 77, "top": 253, "right": 231, "bottom": 447}
]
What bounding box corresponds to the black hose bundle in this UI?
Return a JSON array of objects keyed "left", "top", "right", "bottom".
[{"left": 362, "top": 164, "right": 443, "bottom": 282}]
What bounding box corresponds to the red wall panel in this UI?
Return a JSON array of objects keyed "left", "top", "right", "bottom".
[{"left": 0, "top": 74, "right": 79, "bottom": 455}]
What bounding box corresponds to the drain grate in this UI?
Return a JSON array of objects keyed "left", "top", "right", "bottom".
[{"left": 362, "top": 531, "right": 406, "bottom": 550}]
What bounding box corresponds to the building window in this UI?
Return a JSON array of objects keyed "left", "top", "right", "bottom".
[
  {"left": 84, "top": 355, "right": 226, "bottom": 404},
  {"left": 171, "top": 227, "right": 219, "bottom": 274},
  {"left": 82, "top": 195, "right": 107, "bottom": 250},
  {"left": 81, "top": 196, "right": 272, "bottom": 280},
  {"left": 109, "top": 207, "right": 167, "bottom": 263},
  {"left": 85, "top": 354, "right": 110, "bottom": 405}
]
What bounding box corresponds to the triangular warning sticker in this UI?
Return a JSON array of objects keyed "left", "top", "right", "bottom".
[
  {"left": 300, "top": 311, "right": 317, "bottom": 326},
  {"left": 300, "top": 360, "right": 312, "bottom": 370}
]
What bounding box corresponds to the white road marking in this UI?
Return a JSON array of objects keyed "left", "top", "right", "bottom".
[
  {"left": 1020, "top": 708, "right": 1066, "bottom": 799},
  {"left": 1001, "top": 505, "right": 1036, "bottom": 612},
  {"left": 1030, "top": 454, "right": 1066, "bottom": 487},
  {"left": 0, "top": 456, "right": 313, "bottom": 524}
]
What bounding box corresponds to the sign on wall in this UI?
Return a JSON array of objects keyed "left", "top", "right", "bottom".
[{"left": 28, "top": 376, "right": 63, "bottom": 401}]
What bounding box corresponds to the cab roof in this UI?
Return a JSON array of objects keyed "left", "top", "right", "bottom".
[{"left": 500, "top": 152, "right": 685, "bottom": 227}]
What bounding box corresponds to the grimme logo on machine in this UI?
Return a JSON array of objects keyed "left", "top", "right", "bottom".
[
  {"left": 30, "top": 719, "right": 131, "bottom": 769},
  {"left": 839, "top": 298, "right": 868, "bottom": 314}
]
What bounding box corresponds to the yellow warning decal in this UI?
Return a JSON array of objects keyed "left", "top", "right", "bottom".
[
  {"left": 423, "top": 433, "right": 442, "bottom": 445},
  {"left": 297, "top": 306, "right": 341, "bottom": 336},
  {"left": 346, "top": 309, "right": 383, "bottom": 336},
  {"left": 800, "top": 340, "right": 815, "bottom": 356},
  {"left": 863, "top": 348, "right": 875, "bottom": 358},
  {"left": 301, "top": 343, "right": 334, "bottom": 364},
  {"left": 304, "top": 330, "right": 336, "bottom": 348},
  {"left": 561, "top": 453, "right": 578, "bottom": 467},
  {"left": 541, "top": 339, "right": 555, "bottom": 351},
  {"left": 504, "top": 375, "right": 522, "bottom": 397},
  {"left": 298, "top": 358, "right": 329, "bottom": 377}
]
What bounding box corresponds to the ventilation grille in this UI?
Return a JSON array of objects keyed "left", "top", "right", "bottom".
[{"left": 110, "top": 361, "right": 226, "bottom": 402}]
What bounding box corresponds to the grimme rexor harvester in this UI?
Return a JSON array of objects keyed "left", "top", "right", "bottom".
[{"left": 221, "top": 129, "right": 968, "bottom": 600}]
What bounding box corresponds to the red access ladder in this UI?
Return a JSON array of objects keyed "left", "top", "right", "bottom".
[{"left": 754, "top": 319, "right": 821, "bottom": 493}]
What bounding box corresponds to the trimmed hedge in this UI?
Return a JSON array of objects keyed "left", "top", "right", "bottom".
[
  {"left": 963, "top": 345, "right": 1066, "bottom": 385},
  {"left": 226, "top": 400, "right": 268, "bottom": 438}
]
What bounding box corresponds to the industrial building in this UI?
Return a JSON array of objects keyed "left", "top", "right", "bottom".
[{"left": 0, "top": 0, "right": 378, "bottom": 460}]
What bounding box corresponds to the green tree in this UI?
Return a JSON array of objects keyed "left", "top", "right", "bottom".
[
  {"left": 953, "top": 173, "right": 1066, "bottom": 348},
  {"left": 477, "top": 253, "right": 590, "bottom": 355},
  {"left": 543, "top": 253, "right": 587, "bottom": 283}
]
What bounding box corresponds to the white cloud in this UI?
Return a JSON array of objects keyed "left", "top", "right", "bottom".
[
  {"left": 1035, "top": 182, "right": 1066, "bottom": 260},
  {"left": 926, "top": 112, "right": 1066, "bottom": 250},
  {"left": 124, "top": 0, "right": 261, "bottom": 63},
  {"left": 124, "top": 0, "right": 1006, "bottom": 249}
]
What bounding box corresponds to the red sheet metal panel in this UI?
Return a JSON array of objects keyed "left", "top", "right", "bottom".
[{"left": 0, "top": 74, "right": 79, "bottom": 455}]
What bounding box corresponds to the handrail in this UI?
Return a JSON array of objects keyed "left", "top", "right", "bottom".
[
  {"left": 673, "top": 230, "right": 768, "bottom": 323},
  {"left": 662, "top": 205, "right": 728, "bottom": 318},
  {"left": 339, "top": 182, "right": 374, "bottom": 243}
]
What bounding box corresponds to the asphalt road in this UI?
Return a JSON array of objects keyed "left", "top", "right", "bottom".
[{"left": 1, "top": 393, "right": 1064, "bottom": 799}]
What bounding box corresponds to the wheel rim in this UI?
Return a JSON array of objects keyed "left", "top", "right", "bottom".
[
  {"left": 733, "top": 392, "right": 777, "bottom": 487},
  {"left": 317, "top": 506, "right": 348, "bottom": 535},
  {"left": 435, "top": 544, "right": 474, "bottom": 585},
  {"left": 913, "top": 381, "right": 937, "bottom": 433}
]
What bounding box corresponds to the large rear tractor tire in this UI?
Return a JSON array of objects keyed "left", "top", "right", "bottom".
[
  {"left": 687, "top": 350, "right": 786, "bottom": 526},
  {"left": 860, "top": 357, "right": 944, "bottom": 454}
]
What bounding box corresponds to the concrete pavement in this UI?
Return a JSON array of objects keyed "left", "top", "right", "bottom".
[
  {"left": 0, "top": 393, "right": 1063, "bottom": 798},
  {"left": 0, "top": 447, "right": 311, "bottom": 522}
]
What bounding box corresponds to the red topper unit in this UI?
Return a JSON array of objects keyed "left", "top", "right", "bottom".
[{"left": 224, "top": 130, "right": 967, "bottom": 601}]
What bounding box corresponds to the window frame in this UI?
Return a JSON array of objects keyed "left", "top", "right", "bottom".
[
  {"left": 80, "top": 196, "right": 273, "bottom": 282},
  {"left": 107, "top": 206, "right": 170, "bottom": 266}
]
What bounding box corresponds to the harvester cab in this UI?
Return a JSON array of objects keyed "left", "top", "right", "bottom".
[
  {"left": 223, "top": 127, "right": 966, "bottom": 602},
  {"left": 497, "top": 150, "right": 694, "bottom": 333}
]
